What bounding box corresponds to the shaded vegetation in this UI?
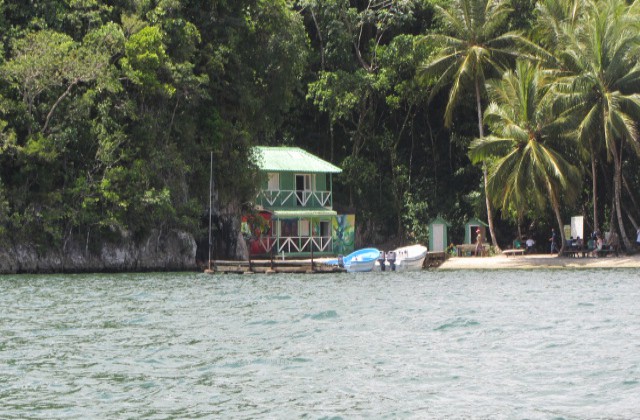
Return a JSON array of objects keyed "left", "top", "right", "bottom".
[{"left": 1, "top": 0, "right": 639, "bottom": 257}]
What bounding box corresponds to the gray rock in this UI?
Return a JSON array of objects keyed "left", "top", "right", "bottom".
[{"left": 0, "top": 229, "right": 197, "bottom": 274}]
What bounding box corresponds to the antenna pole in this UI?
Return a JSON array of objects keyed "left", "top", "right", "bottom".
[{"left": 208, "top": 151, "right": 213, "bottom": 270}]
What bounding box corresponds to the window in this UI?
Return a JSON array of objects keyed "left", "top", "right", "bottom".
[
  {"left": 299, "top": 220, "right": 310, "bottom": 237},
  {"left": 280, "top": 219, "right": 298, "bottom": 237},
  {"left": 268, "top": 173, "right": 279, "bottom": 191}
]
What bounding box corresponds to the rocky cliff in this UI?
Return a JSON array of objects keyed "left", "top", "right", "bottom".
[{"left": 0, "top": 229, "right": 197, "bottom": 274}]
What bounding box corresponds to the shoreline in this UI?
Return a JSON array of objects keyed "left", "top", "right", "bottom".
[{"left": 437, "top": 253, "right": 640, "bottom": 270}]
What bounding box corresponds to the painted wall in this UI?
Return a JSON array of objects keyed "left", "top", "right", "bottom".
[{"left": 332, "top": 214, "right": 355, "bottom": 255}]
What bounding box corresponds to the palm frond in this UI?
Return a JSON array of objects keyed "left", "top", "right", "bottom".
[
  {"left": 434, "top": 3, "right": 469, "bottom": 39},
  {"left": 468, "top": 136, "right": 514, "bottom": 163},
  {"left": 444, "top": 53, "right": 477, "bottom": 127}
]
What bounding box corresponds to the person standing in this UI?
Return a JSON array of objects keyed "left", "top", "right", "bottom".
[
  {"left": 475, "top": 228, "right": 484, "bottom": 257},
  {"left": 636, "top": 227, "right": 640, "bottom": 247},
  {"left": 525, "top": 237, "right": 535, "bottom": 253},
  {"left": 608, "top": 231, "right": 620, "bottom": 255},
  {"left": 591, "top": 234, "right": 604, "bottom": 257},
  {"left": 549, "top": 228, "right": 559, "bottom": 254}
]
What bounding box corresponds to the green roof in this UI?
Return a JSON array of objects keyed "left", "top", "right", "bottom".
[
  {"left": 466, "top": 217, "right": 489, "bottom": 227},
  {"left": 254, "top": 146, "right": 342, "bottom": 174},
  {"left": 429, "top": 215, "right": 451, "bottom": 226},
  {"left": 272, "top": 209, "right": 337, "bottom": 218}
]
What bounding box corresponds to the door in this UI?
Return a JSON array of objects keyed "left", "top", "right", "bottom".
[
  {"left": 319, "top": 221, "right": 330, "bottom": 237},
  {"left": 433, "top": 224, "right": 444, "bottom": 252},
  {"left": 296, "top": 174, "right": 311, "bottom": 206}
]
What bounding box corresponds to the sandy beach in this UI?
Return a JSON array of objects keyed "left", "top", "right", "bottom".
[{"left": 438, "top": 253, "right": 640, "bottom": 270}]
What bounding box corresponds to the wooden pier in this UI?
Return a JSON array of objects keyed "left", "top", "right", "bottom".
[
  {"left": 205, "top": 259, "right": 346, "bottom": 274},
  {"left": 425, "top": 251, "right": 448, "bottom": 268}
]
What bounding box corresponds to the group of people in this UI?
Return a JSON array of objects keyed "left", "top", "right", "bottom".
[
  {"left": 475, "top": 225, "right": 640, "bottom": 257},
  {"left": 477, "top": 228, "right": 532, "bottom": 255},
  {"left": 548, "top": 227, "right": 628, "bottom": 256}
]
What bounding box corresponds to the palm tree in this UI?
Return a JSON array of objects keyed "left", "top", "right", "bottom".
[
  {"left": 469, "top": 61, "right": 581, "bottom": 253},
  {"left": 421, "top": 0, "right": 548, "bottom": 250},
  {"left": 557, "top": 0, "right": 640, "bottom": 249},
  {"left": 533, "top": 0, "right": 583, "bottom": 50}
]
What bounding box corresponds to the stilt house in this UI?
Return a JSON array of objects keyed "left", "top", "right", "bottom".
[{"left": 243, "top": 147, "right": 355, "bottom": 258}]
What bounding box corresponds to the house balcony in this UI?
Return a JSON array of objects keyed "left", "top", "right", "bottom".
[
  {"left": 256, "top": 189, "right": 333, "bottom": 209},
  {"left": 249, "top": 235, "right": 333, "bottom": 256}
]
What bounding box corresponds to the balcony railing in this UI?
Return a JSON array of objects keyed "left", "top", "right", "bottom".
[
  {"left": 256, "top": 189, "right": 332, "bottom": 208},
  {"left": 251, "top": 235, "right": 333, "bottom": 255}
]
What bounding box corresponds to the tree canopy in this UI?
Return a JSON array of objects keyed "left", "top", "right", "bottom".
[{"left": 1, "top": 0, "right": 640, "bottom": 257}]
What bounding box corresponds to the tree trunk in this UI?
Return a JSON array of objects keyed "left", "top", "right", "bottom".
[
  {"left": 310, "top": 8, "right": 326, "bottom": 72},
  {"left": 622, "top": 203, "right": 639, "bottom": 231},
  {"left": 43, "top": 80, "right": 78, "bottom": 133},
  {"left": 547, "top": 181, "right": 565, "bottom": 254},
  {"left": 517, "top": 212, "right": 523, "bottom": 240},
  {"left": 622, "top": 173, "right": 640, "bottom": 215},
  {"left": 612, "top": 140, "right": 632, "bottom": 249},
  {"left": 475, "top": 78, "right": 499, "bottom": 250},
  {"left": 589, "top": 138, "right": 599, "bottom": 234},
  {"left": 389, "top": 148, "right": 404, "bottom": 239},
  {"left": 426, "top": 112, "right": 438, "bottom": 190},
  {"left": 609, "top": 193, "right": 617, "bottom": 235}
]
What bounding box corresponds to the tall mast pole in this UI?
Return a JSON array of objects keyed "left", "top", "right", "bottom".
[{"left": 208, "top": 151, "right": 213, "bottom": 271}]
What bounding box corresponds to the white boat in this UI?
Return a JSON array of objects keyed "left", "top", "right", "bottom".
[
  {"left": 375, "top": 244, "right": 428, "bottom": 271},
  {"left": 326, "top": 247, "right": 381, "bottom": 273}
]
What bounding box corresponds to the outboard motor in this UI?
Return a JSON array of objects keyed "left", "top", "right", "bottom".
[
  {"left": 377, "top": 251, "right": 386, "bottom": 271},
  {"left": 386, "top": 251, "right": 396, "bottom": 271},
  {"left": 338, "top": 254, "right": 344, "bottom": 268}
]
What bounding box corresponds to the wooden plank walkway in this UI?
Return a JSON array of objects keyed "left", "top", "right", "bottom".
[{"left": 205, "top": 259, "right": 346, "bottom": 274}]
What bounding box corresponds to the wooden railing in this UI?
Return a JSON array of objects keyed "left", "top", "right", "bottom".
[
  {"left": 252, "top": 235, "right": 333, "bottom": 255},
  {"left": 256, "top": 189, "right": 332, "bottom": 208}
]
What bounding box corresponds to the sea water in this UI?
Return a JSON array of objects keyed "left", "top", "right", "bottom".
[{"left": 1, "top": 270, "right": 639, "bottom": 419}]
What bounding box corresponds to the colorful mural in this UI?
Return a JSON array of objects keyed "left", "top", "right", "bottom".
[
  {"left": 241, "top": 211, "right": 273, "bottom": 255},
  {"left": 332, "top": 214, "right": 355, "bottom": 254}
]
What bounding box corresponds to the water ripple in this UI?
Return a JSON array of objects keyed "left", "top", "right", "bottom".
[{"left": 1, "top": 270, "right": 639, "bottom": 418}]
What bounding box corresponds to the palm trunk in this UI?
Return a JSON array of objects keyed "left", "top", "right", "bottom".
[
  {"left": 612, "top": 139, "right": 632, "bottom": 249},
  {"left": 589, "top": 137, "right": 599, "bottom": 233},
  {"left": 622, "top": 203, "right": 639, "bottom": 231},
  {"left": 622, "top": 174, "right": 640, "bottom": 214},
  {"left": 609, "top": 196, "right": 616, "bottom": 236},
  {"left": 547, "top": 181, "right": 565, "bottom": 254},
  {"left": 476, "top": 78, "right": 499, "bottom": 251}
]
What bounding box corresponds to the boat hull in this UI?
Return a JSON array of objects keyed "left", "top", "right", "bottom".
[
  {"left": 325, "top": 247, "right": 380, "bottom": 273},
  {"left": 375, "top": 244, "right": 428, "bottom": 272},
  {"left": 347, "top": 259, "right": 377, "bottom": 273},
  {"left": 396, "top": 255, "right": 427, "bottom": 271}
]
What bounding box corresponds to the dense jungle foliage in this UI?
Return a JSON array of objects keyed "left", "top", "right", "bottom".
[{"left": 1, "top": 0, "right": 639, "bottom": 256}]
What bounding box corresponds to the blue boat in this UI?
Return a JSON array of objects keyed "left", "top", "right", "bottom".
[{"left": 327, "top": 247, "right": 381, "bottom": 273}]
